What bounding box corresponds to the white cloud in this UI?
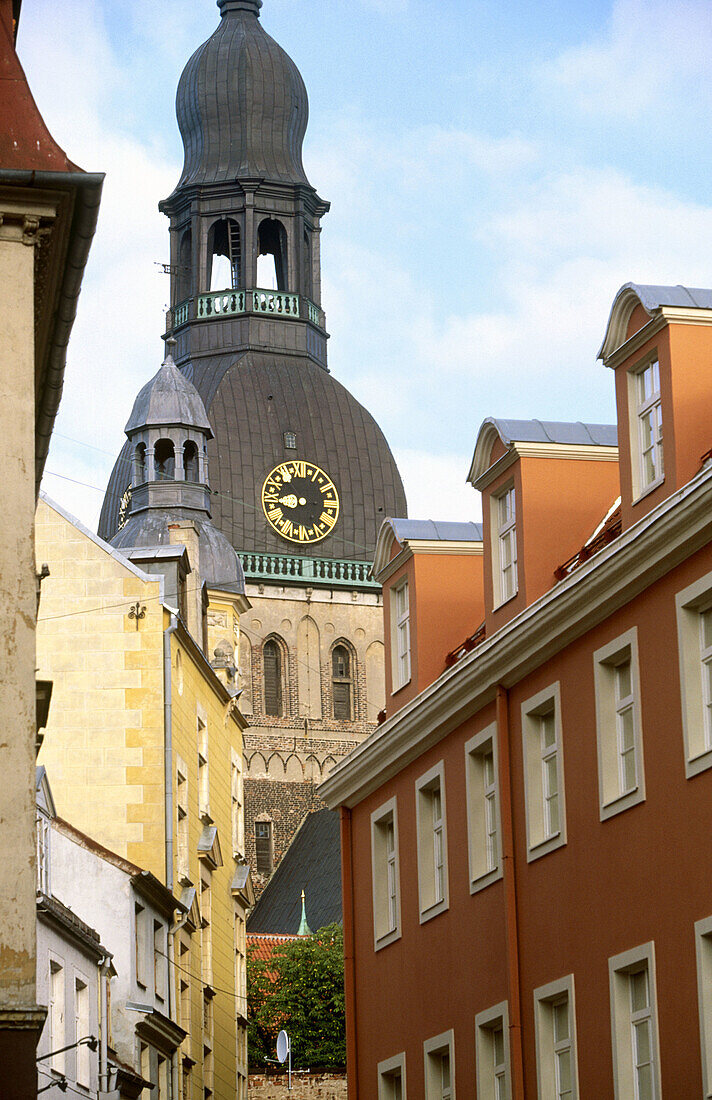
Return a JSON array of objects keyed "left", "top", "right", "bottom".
[{"left": 396, "top": 450, "right": 481, "bottom": 522}]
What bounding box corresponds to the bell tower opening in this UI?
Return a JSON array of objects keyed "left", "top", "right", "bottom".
[
  {"left": 257, "top": 218, "right": 287, "bottom": 291},
  {"left": 208, "top": 218, "right": 241, "bottom": 291},
  {"left": 154, "top": 439, "right": 175, "bottom": 480},
  {"left": 177, "top": 229, "right": 192, "bottom": 303}
]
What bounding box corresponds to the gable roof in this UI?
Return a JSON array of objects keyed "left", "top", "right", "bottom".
[
  {"left": 598, "top": 282, "right": 712, "bottom": 363},
  {"left": 468, "top": 418, "right": 618, "bottom": 487},
  {"left": 373, "top": 517, "right": 484, "bottom": 580},
  {"left": 246, "top": 809, "right": 342, "bottom": 935}
]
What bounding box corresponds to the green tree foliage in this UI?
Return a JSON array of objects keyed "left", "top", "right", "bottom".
[{"left": 247, "top": 923, "right": 346, "bottom": 1070}]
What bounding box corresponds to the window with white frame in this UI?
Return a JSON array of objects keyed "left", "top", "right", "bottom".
[
  {"left": 593, "top": 628, "right": 645, "bottom": 819},
  {"left": 415, "top": 762, "right": 448, "bottom": 921},
  {"left": 36, "top": 809, "right": 51, "bottom": 896},
  {"left": 609, "top": 943, "right": 660, "bottom": 1100},
  {"left": 49, "top": 959, "right": 65, "bottom": 1074},
  {"left": 534, "top": 976, "right": 578, "bottom": 1100},
  {"left": 493, "top": 484, "right": 517, "bottom": 606},
  {"left": 521, "top": 684, "right": 567, "bottom": 860},
  {"left": 135, "top": 902, "right": 147, "bottom": 988},
  {"left": 75, "top": 977, "right": 90, "bottom": 1087},
  {"left": 631, "top": 358, "right": 663, "bottom": 495},
  {"left": 231, "top": 749, "right": 244, "bottom": 857},
  {"left": 476, "top": 1002, "right": 510, "bottom": 1100},
  {"left": 465, "top": 724, "right": 502, "bottom": 892},
  {"left": 176, "top": 758, "right": 190, "bottom": 883},
  {"left": 371, "top": 798, "right": 401, "bottom": 949},
  {"left": 154, "top": 919, "right": 166, "bottom": 1001},
  {"left": 391, "top": 578, "right": 411, "bottom": 691},
  {"left": 424, "top": 1031, "right": 455, "bottom": 1100},
  {"left": 378, "top": 1052, "right": 406, "bottom": 1099},
  {"left": 695, "top": 915, "right": 712, "bottom": 1097},
  {"left": 201, "top": 871, "right": 213, "bottom": 987},
  {"left": 197, "top": 708, "right": 210, "bottom": 821},
  {"left": 675, "top": 570, "right": 712, "bottom": 777}
]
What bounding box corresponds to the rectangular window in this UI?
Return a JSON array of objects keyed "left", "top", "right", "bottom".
[
  {"left": 593, "top": 628, "right": 645, "bottom": 819},
  {"left": 176, "top": 759, "right": 190, "bottom": 883},
  {"left": 521, "top": 684, "right": 567, "bottom": 860},
  {"left": 676, "top": 570, "right": 712, "bottom": 777},
  {"left": 201, "top": 872, "right": 213, "bottom": 987},
  {"left": 231, "top": 750, "right": 244, "bottom": 857},
  {"left": 197, "top": 709, "right": 210, "bottom": 821},
  {"left": 391, "top": 578, "right": 411, "bottom": 691},
  {"left": 135, "top": 902, "right": 147, "bottom": 988},
  {"left": 609, "top": 943, "right": 660, "bottom": 1100},
  {"left": 415, "top": 762, "right": 448, "bottom": 922},
  {"left": 465, "top": 723, "right": 502, "bottom": 892},
  {"left": 157, "top": 1053, "right": 169, "bottom": 1100},
  {"left": 424, "top": 1031, "right": 455, "bottom": 1100},
  {"left": 493, "top": 485, "right": 517, "bottom": 606},
  {"left": 696, "top": 915, "right": 712, "bottom": 1098},
  {"left": 255, "top": 820, "right": 273, "bottom": 875},
  {"left": 75, "top": 977, "right": 90, "bottom": 1086},
  {"left": 154, "top": 920, "right": 166, "bottom": 1001},
  {"left": 534, "top": 976, "right": 579, "bottom": 1100},
  {"left": 378, "top": 1052, "right": 406, "bottom": 1099},
  {"left": 633, "top": 359, "right": 663, "bottom": 494},
  {"left": 476, "top": 1002, "right": 510, "bottom": 1100},
  {"left": 36, "top": 811, "right": 51, "bottom": 896},
  {"left": 371, "top": 797, "right": 401, "bottom": 950},
  {"left": 49, "top": 960, "right": 65, "bottom": 1074}
]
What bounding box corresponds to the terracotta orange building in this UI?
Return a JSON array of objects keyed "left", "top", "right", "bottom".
[{"left": 321, "top": 282, "right": 712, "bottom": 1099}]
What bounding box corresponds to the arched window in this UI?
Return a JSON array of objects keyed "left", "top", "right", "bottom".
[
  {"left": 208, "top": 218, "right": 241, "bottom": 291},
  {"left": 332, "top": 644, "right": 353, "bottom": 720},
  {"left": 183, "top": 441, "right": 199, "bottom": 482},
  {"left": 133, "top": 442, "right": 146, "bottom": 484},
  {"left": 154, "top": 439, "right": 175, "bottom": 480},
  {"left": 263, "top": 639, "right": 283, "bottom": 717},
  {"left": 302, "top": 229, "right": 312, "bottom": 299},
  {"left": 257, "top": 218, "right": 288, "bottom": 291},
  {"left": 177, "top": 228, "right": 192, "bottom": 303}
]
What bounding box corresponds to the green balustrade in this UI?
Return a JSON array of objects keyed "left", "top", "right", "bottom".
[
  {"left": 170, "top": 288, "right": 325, "bottom": 330},
  {"left": 241, "top": 552, "right": 378, "bottom": 589}
]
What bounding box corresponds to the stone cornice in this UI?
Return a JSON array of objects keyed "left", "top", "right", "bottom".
[{"left": 320, "top": 464, "right": 712, "bottom": 809}]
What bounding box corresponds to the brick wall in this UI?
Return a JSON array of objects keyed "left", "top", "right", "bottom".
[{"left": 245, "top": 778, "right": 328, "bottom": 898}]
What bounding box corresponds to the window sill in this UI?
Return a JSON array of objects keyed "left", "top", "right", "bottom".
[
  {"left": 374, "top": 927, "right": 402, "bottom": 953},
  {"left": 492, "top": 590, "right": 518, "bottom": 613},
  {"left": 526, "top": 830, "right": 566, "bottom": 863},
  {"left": 470, "top": 866, "right": 503, "bottom": 895},
  {"left": 418, "top": 897, "right": 449, "bottom": 925},
  {"left": 686, "top": 746, "right": 712, "bottom": 779},
  {"left": 391, "top": 678, "right": 411, "bottom": 697},
  {"left": 632, "top": 474, "right": 665, "bottom": 504},
  {"left": 600, "top": 785, "right": 645, "bottom": 821}
]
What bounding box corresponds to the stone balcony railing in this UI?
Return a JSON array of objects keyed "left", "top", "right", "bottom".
[
  {"left": 168, "top": 288, "right": 325, "bottom": 332},
  {"left": 241, "top": 552, "right": 379, "bottom": 590}
]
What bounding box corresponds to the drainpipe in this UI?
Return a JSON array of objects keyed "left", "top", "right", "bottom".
[
  {"left": 163, "top": 614, "right": 179, "bottom": 891},
  {"left": 99, "top": 957, "right": 111, "bottom": 1092},
  {"left": 496, "top": 684, "right": 524, "bottom": 1100},
  {"left": 340, "top": 806, "right": 359, "bottom": 1100}
]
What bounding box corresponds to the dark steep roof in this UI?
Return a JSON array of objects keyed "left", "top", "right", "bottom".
[
  {"left": 125, "top": 356, "right": 213, "bottom": 434},
  {"left": 247, "top": 809, "right": 342, "bottom": 934},
  {"left": 170, "top": 0, "right": 311, "bottom": 193},
  {"left": 100, "top": 350, "right": 407, "bottom": 561}
]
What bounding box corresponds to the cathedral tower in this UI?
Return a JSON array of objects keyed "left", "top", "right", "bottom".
[{"left": 100, "top": 0, "right": 407, "bottom": 894}]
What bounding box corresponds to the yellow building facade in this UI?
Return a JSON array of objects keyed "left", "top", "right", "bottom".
[{"left": 36, "top": 494, "right": 251, "bottom": 1099}]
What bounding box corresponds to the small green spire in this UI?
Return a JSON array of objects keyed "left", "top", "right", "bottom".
[{"left": 298, "top": 889, "right": 311, "bottom": 935}]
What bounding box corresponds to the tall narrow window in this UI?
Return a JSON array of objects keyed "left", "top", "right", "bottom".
[
  {"left": 332, "top": 644, "right": 353, "bottom": 719},
  {"left": 614, "top": 658, "right": 637, "bottom": 794},
  {"left": 609, "top": 944, "right": 660, "bottom": 1100},
  {"left": 700, "top": 606, "right": 712, "bottom": 751},
  {"left": 154, "top": 438, "right": 175, "bottom": 481},
  {"left": 371, "top": 799, "right": 401, "bottom": 949},
  {"left": 522, "top": 685, "right": 567, "bottom": 860},
  {"left": 263, "top": 640, "right": 283, "bottom": 716},
  {"left": 197, "top": 712, "right": 210, "bottom": 821},
  {"left": 176, "top": 762, "right": 189, "bottom": 882},
  {"left": 540, "top": 709, "right": 560, "bottom": 838},
  {"left": 493, "top": 1026, "right": 506, "bottom": 1100},
  {"left": 201, "top": 873, "right": 213, "bottom": 987},
  {"left": 476, "top": 1003, "right": 511, "bottom": 1100},
  {"left": 49, "top": 961, "right": 65, "bottom": 1074},
  {"left": 494, "top": 485, "right": 517, "bottom": 605},
  {"left": 424, "top": 1032, "right": 455, "bottom": 1100},
  {"left": 183, "top": 440, "right": 199, "bottom": 482},
  {"left": 133, "top": 442, "right": 146, "bottom": 485},
  {"left": 416, "top": 763, "right": 448, "bottom": 921},
  {"left": 208, "top": 217, "right": 241, "bottom": 291},
  {"left": 255, "top": 820, "right": 273, "bottom": 875},
  {"left": 231, "top": 751, "right": 244, "bottom": 857},
  {"left": 135, "top": 902, "right": 147, "bottom": 987},
  {"left": 593, "top": 629, "right": 645, "bottom": 819},
  {"left": 634, "top": 359, "right": 663, "bottom": 492},
  {"left": 391, "top": 579, "right": 411, "bottom": 691},
  {"left": 154, "top": 920, "right": 166, "bottom": 1001},
  {"left": 675, "top": 573, "right": 712, "bottom": 776},
  {"left": 535, "top": 977, "right": 578, "bottom": 1100},
  {"left": 257, "top": 218, "right": 288, "bottom": 291},
  {"left": 75, "top": 978, "right": 90, "bottom": 1087},
  {"left": 465, "top": 725, "right": 502, "bottom": 892},
  {"left": 177, "top": 227, "right": 192, "bottom": 303}
]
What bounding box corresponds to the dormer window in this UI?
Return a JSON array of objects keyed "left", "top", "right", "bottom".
[
  {"left": 632, "top": 359, "right": 663, "bottom": 495},
  {"left": 494, "top": 485, "right": 517, "bottom": 606}
]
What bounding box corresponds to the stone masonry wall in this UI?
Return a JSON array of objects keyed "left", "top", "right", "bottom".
[
  {"left": 248, "top": 1072, "right": 347, "bottom": 1099},
  {"left": 245, "top": 778, "right": 329, "bottom": 899}
]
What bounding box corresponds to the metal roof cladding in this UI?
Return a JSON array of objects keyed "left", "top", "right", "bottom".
[
  {"left": 486, "top": 418, "right": 618, "bottom": 448},
  {"left": 389, "top": 519, "right": 484, "bottom": 542},
  {"left": 125, "top": 356, "right": 213, "bottom": 435},
  {"left": 172, "top": 0, "right": 311, "bottom": 192}
]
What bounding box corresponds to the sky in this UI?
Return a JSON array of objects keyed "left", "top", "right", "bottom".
[{"left": 19, "top": 0, "right": 712, "bottom": 532}]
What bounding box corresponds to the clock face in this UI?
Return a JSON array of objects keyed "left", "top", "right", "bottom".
[{"left": 261, "top": 460, "right": 340, "bottom": 544}]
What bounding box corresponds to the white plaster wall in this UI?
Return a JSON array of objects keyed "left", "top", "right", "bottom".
[{"left": 36, "top": 917, "right": 99, "bottom": 1094}]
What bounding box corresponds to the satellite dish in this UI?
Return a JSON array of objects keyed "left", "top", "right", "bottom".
[{"left": 276, "top": 1030, "right": 290, "bottom": 1064}]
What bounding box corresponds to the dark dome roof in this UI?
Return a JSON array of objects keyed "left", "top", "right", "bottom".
[
  {"left": 173, "top": 0, "right": 311, "bottom": 190},
  {"left": 100, "top": 352, "right": 408, "bottom": 563},
  {"left": 125, "top": 355, "right": 213, "bottom": 435},
  {"left": 112, "top": 510, "right": 246, "bottom": 594}
]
